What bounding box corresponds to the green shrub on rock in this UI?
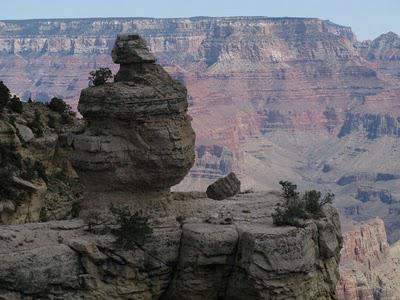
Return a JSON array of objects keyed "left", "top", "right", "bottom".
[
  {"left": 272, "top": 181, "right": 334, "bottom": 227},
  {"left": 110, "top": 205, "right": 153, "bottom": 250},
  {"left": 0, "top": 81, "right": 11, "bottom": 112},
  {"left": 48, "top": 97, "right": 68, "bottom": 114},
  {"left": 28, "top": 110, "right": 44, "bottom": 137},
  {"left": 89, "top": 68, "right": 113, "bottom": 86},
  {"left": 60, "top": 111, "right": 74, "bottom": 125},
  {"left": 8, "top": 95, "right": 23, "bottom": 113}
]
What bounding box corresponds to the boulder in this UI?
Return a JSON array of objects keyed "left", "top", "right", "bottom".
[
  {"left": 15, "top": 123, "right": 34, "bottom": 143},
  {"left": 206, "top": 172, "right": 241, "bottom": 200},
  {"left": 73, "top": 34, "right": 195, "bottom": 192},
  {"left": 11, "top": 176, "right": 39, "bottom": 192},
  {"left": 112, "top": 34, "right": 156, "bottom": 64}
]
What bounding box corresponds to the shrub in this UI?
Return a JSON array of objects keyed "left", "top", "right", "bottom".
[
  {"left": 0, "top": 81, "right": 11, "bottom": 112},
  {"left": 8, "top": 95, "right": 23, "bottom": 113},
  {"left": 0, "top": 145, "right": 25, "bottom": 201},
  {"left": 28, "top": 110, "right": 44, "bottom": 137},
  {"left": 272, "top": 181, "right": 334, "bottom": 227},
  {"left": 60, "top": 112, "right": 74, "bottom": 125},
  {"left": 48, "top": 114, "right": 59, "bottom": 129},
  {"left": 110, "top": 205, "right": 153, "bottom": 250},
  {"left": 84, "top": 210, "right": 104, "bottom": 233},
  {"left": 48, "top": 97, "right": 68, "bottom": 114},
  {"left": 89, "top": 68, "right": 113, "bottom": 86},
  {"left": 70, "top": 201, "right": 82, "bottom": 218},
  {"left": 34, "top": 161, "right": 47, "bottom": 182}
]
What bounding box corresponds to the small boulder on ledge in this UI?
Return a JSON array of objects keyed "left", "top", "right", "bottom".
[{"left": 206, "top": 172, "right": 241, "bottom": 200}]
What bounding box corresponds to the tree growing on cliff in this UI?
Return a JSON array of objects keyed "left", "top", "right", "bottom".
[
  {"left": 82, "top": 204, "right": 153, "bottom": 250},
  {"left": 48, "top": 97, "right": 68, "bottom": 114},
  {"left": 8, "top": 95, "right": 23, "bottom": 113},
  {"left": 0, "top": 81, "right": 11, "bottom": 112},
  {"left": 272, "top": 181, "right": 334, "bottom": 227},
  {"left": 89, "top": 68, "right": 113, "bottom": 86},
  {"left": 110, "top": 205, "right": 153, "bottom": 250}
]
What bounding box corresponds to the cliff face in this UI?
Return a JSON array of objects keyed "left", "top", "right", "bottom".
[
  {"left": 0, "top": 101, "right": 82, "bottom": 225},
  {"left": 0, "top": 192, "right": 342, "bottom": 300},
  {"left": 337, "top": 219, "right": 400, "bottom": 300},
  {"left": 1, "top": 17, "right": 395, "bottom": 143},
  {"left": 359, "top": 32, "right": 400, "bottom": 79}
]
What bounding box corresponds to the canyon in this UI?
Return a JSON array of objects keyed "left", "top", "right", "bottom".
[
  {"left": 1, "top": 17, "right": 400, "bottom": 299},
  {"left": 0, "top": 35, "right": 342, "bottom": 299}
]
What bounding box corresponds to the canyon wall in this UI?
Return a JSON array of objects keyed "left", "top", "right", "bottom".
[{"left": 338, "top": 219, "right": 400, "bottom": 299}]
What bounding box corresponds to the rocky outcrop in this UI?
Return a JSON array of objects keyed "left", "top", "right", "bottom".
[
  {"left": 0, "top": 102, "right": 82, "bottom": 224},
  {"left": 337, "top": 219, "right": 400, "bottom": 300},
  {"left": 206, "top": 172, "right": 241, "bottom": 200},
  {"left": 359, "top": 31, "right": 400, "bottom": 79},
  {"left": 338, "top": 112, "right": 400, "bottom": 139},
  {"left": 0, "top": 192, "right": 342, "bottom": 300},
  {"left": 73, "top": 34, "right": 195, "bottom": 192}
]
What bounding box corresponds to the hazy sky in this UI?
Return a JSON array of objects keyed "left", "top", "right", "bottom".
[{"left": 1, "top": 0, "right": 398, "bottom": 40}]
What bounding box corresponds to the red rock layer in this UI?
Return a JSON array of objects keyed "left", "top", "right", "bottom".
[{"left": 337, "top": 219, "right": 400, "bottom": 300}]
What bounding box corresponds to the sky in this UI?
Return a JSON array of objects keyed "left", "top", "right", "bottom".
[{"left": 0, "top": 0, "right": 398, "bottom": 40}]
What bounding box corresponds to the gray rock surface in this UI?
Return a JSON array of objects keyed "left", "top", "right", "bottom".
[
  {"left": 0, "top": 192, "right": 342, "bottom": 300},
  {"left": 73, "top": 34, "right": 195, "bottom": 192},
  {"left": 206, "top": 172, "right": 241, "bottom": 200},
  {"left": 0, "top": 102, "right": 81, "bottom": 225},
  {"left": 112, "top": 34, "right": 156, "bottom": 64},
  {"left": 15, "top": 123, "right": 34, "bottom": 143}
]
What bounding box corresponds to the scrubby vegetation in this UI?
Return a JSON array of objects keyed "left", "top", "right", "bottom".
[
  {"left": 110, "top": 205, "right": 153, "bottom": 250},
  {"left": 48, "top": 97, "right": 68, "bottom": 114},
  {"left": 47, "top": 97, "right": 74, "bottom": 126},
  {"left": 83, "top": 205, "right": 153, "bottom": 250},
  {"left": 0, "top": 144, "right": 48, "bottom": 204},
  {"left": 272, "top": 181, "right": 334, "bottom": 227},
  {"left": 0, "top": 81, "right": 11, "bottom": 112},
  {"left": 8, "top": 95, "right": 23, "bottom": 113},
  {"left": 28, "top": 110, "right": 45, "bottom": 137},
  {"left": 89, "top": 67, "right": 113, "bottom": 86}
]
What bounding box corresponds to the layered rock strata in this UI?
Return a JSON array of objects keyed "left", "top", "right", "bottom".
[
  {"left": 73, "top": 34, "right": 195, "bottom": 192},
  {"left": 206, "top": 172, "right": 241, "bottom": 200},
  {"left": 0, "top": 102, "right": 81, "bottom": 224},
  {"left": 337, "top": 219, "right": 400, "bottom": 299},
  {"left": 0, "top": 192, "right": 342, "bottom": 300}
]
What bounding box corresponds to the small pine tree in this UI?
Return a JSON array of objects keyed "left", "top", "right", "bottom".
[
  {"left": 8, "top": 95, "right": 23, "bottom": 113},
  {"left": 89, "top": 68, "right": 113, "bottom": 86},
  {"left": 110, "top": 205, "right": 153, "bottom": 250},
  {"left": 48, "top": 97, "right": 68, "bottom": 114},
  {"left": 272, "top": 181, "right": 334, "bottom": 227},
  {"left": 28, "top": 110, "right": 44, "bottom": 137},
  {"left": 0, "top": 81, "right": 11, "bottom": 112}
]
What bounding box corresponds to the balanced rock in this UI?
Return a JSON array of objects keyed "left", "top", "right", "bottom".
[
  {"left": 206, "top": 172, "right": 241, "bottom": 200},
  {"left": 73, "top": 34, "right": 195, "bottom": 192}
]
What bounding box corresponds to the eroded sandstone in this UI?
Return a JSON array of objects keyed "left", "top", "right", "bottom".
[
  {"left": 0, "top": 192, "right": 342, "bottom": 300},
  {"left": 73, "top": 34, "right": 195, "bottom": 192}
]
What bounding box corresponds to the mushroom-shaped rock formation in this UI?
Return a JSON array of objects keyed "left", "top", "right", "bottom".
[{"left": 73, "top": 34, "right": 195, "bottom": 192}]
